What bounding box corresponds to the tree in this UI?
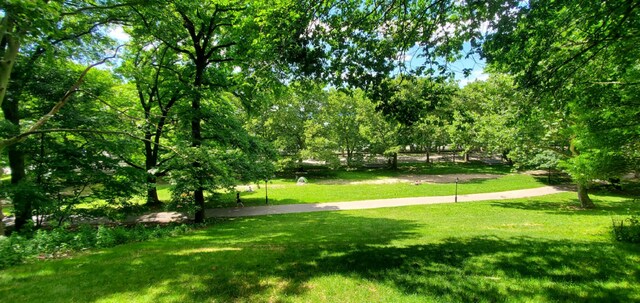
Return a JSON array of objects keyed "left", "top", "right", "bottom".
[
  {"left": 246, "top": 82, "right": 325, "bottom": 170},
  {"left": 452, "top": 74, "right": 521, "bottom": 163},
  {"left": 0, "top": 59, "right": 141, "bottom": 229},
  {"left": 128, "top": 0, "right": 324, "bottom": 222},
  {"left": 358, "top": 94, "right": 402, "bottom": 168},
  {"left": 114, "top": 41, "right": 186, "bottom": 207},
  {"left": 1, "top": 0, "right": 126, "bottom": 231},
  {"left": 372, "top": 76, "right": 457, "bottom": 167},
  {"left": 482, "top": 0, "right": 640, "bottom": 207}
]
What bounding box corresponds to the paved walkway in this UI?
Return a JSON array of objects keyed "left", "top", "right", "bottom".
[
  {"left": 2, "top": 186, "right": 569, "bottom": 226},
  {"left": 204, "top": 186, "right": 568, "bottom": 218}
]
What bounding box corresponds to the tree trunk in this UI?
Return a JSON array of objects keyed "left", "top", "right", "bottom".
[
  {"left": 577, "top": 183, "right": 595, "bottom": 209},
  {"left": 391, "top": 152, "right": 398, "bottom": 170},
  {"left": 8, "top": 145, "right": 28, "bottom": 230},
  {"left": 425, "top": 149, "right": 430, "bottom": 164},
  {"left": 192, "top": 63, "right": 206, "bottom": 223},
  {"left": 0, "top": 205, "right": 4, "bottom": 236},
  {"left": 464, "top": 152, "right": 469, "bottom": 162},
  {"left": 146, "top": 174, "right": 161, "bottom": 207},
  {"left": 192, "top": 111, "right": 206, "bottom": 223},
  {"left": 0, "top": 17, "right": 20, "bottom": 108},
  {"left": 143, "top": 138, "right": 161, "bottom": 207},
  {"left": 2, "top": 96, "right": 29, "bottom": 231},
  {"left": 570, "top": 138, "right": 595, "bottom": 209}
]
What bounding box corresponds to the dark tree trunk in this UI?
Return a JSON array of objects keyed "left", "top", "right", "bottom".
[
  {"left": 391, "top": 152, "right": 398, "bottom": 170},
  {"left": 192, "top": 64, "right": 206, "bottom": 223},
  {"left": 0, "top": 205, "right": 3, "bottom": 235},
  {"left": 143, "top": 131, "right": 162, "bottom": 207},
  {"left": 425, "top": 148, "right": 430, "bottom": 163},
  {"left": 192, "top": 115, "right": 206, "bottom": 222},
  {"left": 7, "top": 144, "right": 28, "bottom": 230},
  {"left": 2, "top": 98, "right": 30, "bottom": 231},
  {"left": 577, "top": 183, "right": 595, "bottom": 209},
  {"left": 146, "top": 174, "right": 161, "bottom": 206}
]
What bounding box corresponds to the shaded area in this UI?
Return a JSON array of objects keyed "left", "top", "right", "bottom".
[
  {"left": 491, "top": 197, "right": 640, "bottom": 216},
  {"left": 1, "top": 211, "right": 639, "bottom": 302}
]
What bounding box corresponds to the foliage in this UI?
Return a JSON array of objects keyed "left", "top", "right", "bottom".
[
  {"left": 612, "top": 214, "right": 640, "bottom": 243},
  {"left": 303, "top": 89, "right": 370, "bottom": 167},
  {"left": 246, "top": 82, "right": 325, "bottom": 170},
  {"left": 482, "top": 0, "right": 640, "bottom": 205},
  {"left": 0, "top": 223, "right": 193, "bottom": 269}
]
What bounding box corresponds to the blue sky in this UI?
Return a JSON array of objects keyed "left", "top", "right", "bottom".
[
  {"left": 400, "top": 42, "right": 488, "bottom": 87},
  {"left": 109, "top": 26, "right": 488, "bottom": 87}
]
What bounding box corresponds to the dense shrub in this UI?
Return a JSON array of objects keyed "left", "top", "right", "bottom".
[
  {"left": 612, "top": 215, "right": 640, "bottom": 243},
  {"left": 0, "top": 223, "right": 193, "bottom": 269},
  {"left": 0, "top": 235, "right": 30, "bottom": 269}
]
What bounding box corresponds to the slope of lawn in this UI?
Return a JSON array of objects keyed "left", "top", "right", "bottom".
[{"left": 2, "top": 192, "right": 639, "bottom": 302}]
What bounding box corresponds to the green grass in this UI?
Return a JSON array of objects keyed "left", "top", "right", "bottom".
[
  {"left": 1, "top": 192, "right": 639, "bottom": 302},
  {"left": 217, "top": 173, "right": 545, "bottom": 207},
  {"left": 1, "top": 205, "right": 11, "bottom": 216}
]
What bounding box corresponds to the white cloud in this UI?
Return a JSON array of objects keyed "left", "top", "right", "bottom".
[{"left": 108, "top": 26, "right": 130, "bottom": 43}]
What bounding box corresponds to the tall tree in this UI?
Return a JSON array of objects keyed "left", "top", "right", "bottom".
[
  {"left": 115, "top": 41, "right": 185, "bottom": 207},
  {"left": 303, "top": 89, "right": 371, "bottom": 167},
  {"left": 246, "top": 82, "right": 325, "bottom": 170},
  {"left": 128, "top": 0, "right": 322, "bottom": 222},
  {"left": 482, "top": 0, "right": 640, "bottom": 207},
  {"left": 1, "top": 0, "right": 126, "bottom": 231}
]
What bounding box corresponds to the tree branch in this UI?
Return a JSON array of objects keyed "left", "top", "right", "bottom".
[
  {"left": 0, "top": 47, "right": 123, "bottom": 151},
  {"left": 3, "top": 128, "right": 185, "bottom": 158}
]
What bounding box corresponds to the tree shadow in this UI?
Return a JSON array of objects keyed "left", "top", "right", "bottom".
[
  {"left": 0, "top": 212, "right": 420, "bottom": 302},
  {"left": 490, "top": 197, "right": 640, "bottom": 216},
  {"left": 3, "top": 213, "right": 639, "bottom": 302},
  {"left": 306, "top": 236, "right": 640, "bottom": 302}
]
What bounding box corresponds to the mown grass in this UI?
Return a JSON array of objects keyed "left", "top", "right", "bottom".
[
  {"left": 1, "top": 205, "right": 11, "bottom": 216},
  {"left": 215, "top": 173, "right": 545, "bottom": 207},
  {"left": 147, "top": 163, "right": 541, "bottom": 208},
  {"left": 1, "top": 192, "right": 639, "bottom": 302}
]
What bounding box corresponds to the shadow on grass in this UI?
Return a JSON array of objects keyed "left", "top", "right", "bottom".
[
  {"left": 2, "top": 212, "right": 639, "bottom": 302},
  {"left": 490, "top": 197, "right": 640, "bottom": 216}
]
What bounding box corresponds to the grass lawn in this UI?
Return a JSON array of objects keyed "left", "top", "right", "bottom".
[
  {"left": 1, "top": 205, "right": 11, "bottom": 216},
  {"left": 149, "top": 163, "right": 545, "bottom": 208},
  {"left": 1, "top": 192, "right": 639, "bottom": 302},
  {"left": 215, "top": 173, "right": 546, "bottom": 207}
]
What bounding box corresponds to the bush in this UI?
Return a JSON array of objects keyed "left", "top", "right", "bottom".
[
  {"left": 0, "top": 235, "right": 29, "bottom": 269},
  {"left": 0, "top": 223, "right": 193, "bottom": 269},
  {"left": 612, "top": 215, "right": 640, "bottom": 243}
]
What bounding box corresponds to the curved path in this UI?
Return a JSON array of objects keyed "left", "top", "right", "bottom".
[
  {"left": 2, "top": 186, "right": 569, "bottom": 226},
  {"left": 134, "top": 186, "right": 569, "bottom": 223}
]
